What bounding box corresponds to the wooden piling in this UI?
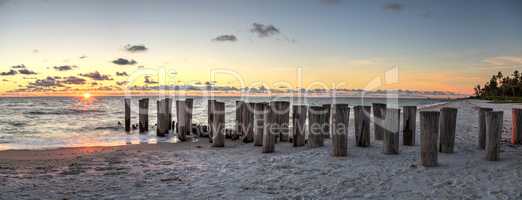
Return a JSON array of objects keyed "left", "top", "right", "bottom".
[
  {"left": 512, "top": 108, "right": 522, "bottom": 144},
  {"left": 235, "top": 101, "right": 245, "bottom": 139},
  {"left": 354, "top": 106, "right": 371, "bottom": 147},
  {"left": 242, "top": 103, "right": 255, "bottom": 143},
  {"left": 322, "top": 104, "right": 331, "bottom": 139},
  {"left": 207, "top": 100, "right": 216, "bottom": 143},
  {"left": 138, "top": 98, "right": 149, "bottom": 133},
  {"left": 156, "top": 99, "right": 170, "bottom": 137},
  {"left": 254, "top": 102, "right": 268, "bottom": 146},
  {"left": 383, "top": 108, "right": 400, "bottom": 154},
  {"left": 275, "top": 101, "right": 291, "bottom": 142},
  {"left": 485, "top": 111, "right": 503, "bottom": 161},
  {"left": 402, "top": 106, "right": 417, "bottom": 146},
  {"left": 124, "top": 98, "right": 131, "bottom": 132},
  {"left": 420, "top": 111, "right": 440, "bottom": 167},
  {"left": 185, "top": 98, "right": 193, "bottom": 134},
  {"left": 210, "top": 101, "right": 225, "bottom": 147},
  {"left": 292, "top": 105, "right": 307, "bottom": 147},
  {"left": 262, "top": 102, "right": 277, "bottom": 153},
  {"left": 176, "top": 100, "right": 189, "bottom": 141},
  {"left": 331, "top": 104, "right": 350, "bottom": 157},
  {"left": 372, "top": 103, "right": 386, "bottom": 140},
  {"left": 308, "top": 106, "right": 326, "bottom": 148},
  {"left": 166, "top": 98, "right": 172, "bottom": 130},
  {"left": 478, "top": 107, "right": 493, "bottom": 149},
  {"left": 439, "top": 107, "right": 458, "bottom": 153}
]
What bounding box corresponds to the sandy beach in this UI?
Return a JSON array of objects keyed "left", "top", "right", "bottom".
[{"left": 1, "top": 99, "right": 521, "bottom": 199}]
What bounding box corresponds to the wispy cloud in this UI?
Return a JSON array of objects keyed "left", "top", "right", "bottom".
[
  {"left": 79, "top": 71, "right": 113, "bottom": 80},
  {"left": 124, "top": 44, "right": 148, "bottom": 53},
  {"left": 18, "top": 69, "right": 37, "bottom": 75},
  {"left": 144, "top": 76, "right": 159, "bottom": 84},
  {"left": 0, "top": 69, "right": 17, "bottom": 76},
  {"left": 53, "top": 65, "right": 75, "bottom": 71},
  {"left": 483, "top": 56, "right": 522, "bottom": 66},
  {"left": 116, "top": 72, "right": 128, "bottom": 76},
  {"left": 112, "top": 58, "right": 137, "bottom": 65},
  {"left": 250, "top": 23, "right": 280, "bottom": 38},
  {"left": 212, "top": 34, "right": 238, "bottom": 42},
  {"left": 11, "top": 64, "right": 26, "bottom": 69},
  {"left": 62, "top": 76, "right": 86, "bottom": 85},
  {"left": 384, "top": 3, "right": 402, "bottom": 12},
  {"left": 320, "top": 0, "right": 341, "bottom": 5}
]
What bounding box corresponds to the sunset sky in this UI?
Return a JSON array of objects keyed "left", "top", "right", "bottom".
[{"left": 0, "top": 0, "right": 521, "bottom": 96}]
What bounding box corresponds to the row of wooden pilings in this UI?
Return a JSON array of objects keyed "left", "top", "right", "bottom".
[{"left": 125, "top": 98, "right": 522, "bottom": 166}]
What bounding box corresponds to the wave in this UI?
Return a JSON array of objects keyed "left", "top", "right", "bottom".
[
  {"left": 93, "top": 126, "right": 121, "bottom": 131},
  {"left": 24, "top": 108, "right": 105, "bottom": 115}
]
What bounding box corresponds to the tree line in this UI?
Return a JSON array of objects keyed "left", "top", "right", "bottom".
[{"left": 474, "top": 70, "right": 521, "bottom": 98}]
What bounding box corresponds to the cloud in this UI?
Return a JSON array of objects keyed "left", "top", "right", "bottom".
[
  {"left": 384, "top": 3, "right": 402, "bottom": 12},
  {"left": 144, "top": 76, "right": 159, "bottom": 84},
  {"left": 116, "top": 81, "right": 129, "bottom": 86},
  {"left": 112, "top": 58, "right": 137, "bottom": 65},
  {"left": 212, "top": 34, "right": 238, "bottom": 42},
  {"left": 483, "top": 56, "right": 522, "bottom": 66},
  {"left": 250, "top": 23, "right": 280, "bottom": 38},
  {"left": 79, "top": 71, "right": 113, "bottom": 80},
  {"left": 320, "top": 0, "right": 341, "bottom": 5},
  {"left": 80, "top": 55, "right": 87, "bottom": 59},
  {"left": 62, "top": 76, "right": 86, "bottom": 85},
  {"left": 18, "top": 69, "right": 37, "bottom": 75},
  {"left": 11, "top": 64, "right": 26, "bottom": 69},
  {"left": 0, "top": 69, "right": 17, "bottom": 76},
  {"left": 53, "top": 65, "right": 76, "bottom": 71},
  {"left": 124, "top": 44, "right": 148, "bottom": 53},
  {"left": 28, "top": 77, "right": 63, "bottom": 88},
  {"left": 116, "top": 71, "right": 128, "bottom": 76}
]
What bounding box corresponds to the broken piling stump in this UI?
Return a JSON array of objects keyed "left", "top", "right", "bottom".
[
  {"left": 479, "top": 107, "right": 493, "bottom": 149},
  {"left": 354, "top": 106, "right": 371, "bottom": 147},
  {"left": 512, "top": 108, "right": 522, "bottom": 145},
  {"left": 262, "top": 102, "right": 278, "bottom": 153},
  {"left": 383, "top": 108, "right": 400, "bottom": 154},
  {"left": 124, "top": 98, "right": 131, "bottom": 132},
  {"left": 308, "top": 106, "right": 327, "bottom": 148},
  {"left": 372, "top": 103, "right": 386, "bottom": 140},
  {"left": 420, "top": 111, "right": 440, "bottom": 167},
  {"left": 156, "top": 99, "right": 170, "bottom": 137},
  {"left": 275, "top": 101, "right": 290, "bottom": 142},
  {"left": 210, "top": 101, "right": 225, "bottom": 147},
  {"left": 292, "top": 105, "right": 307, "bottom": 147},
  {"left": 138, "top": 98, "right": 149, "bottom": 133},
  {"left": 439, "top": 107, "right": 458, "bottom": 153},
  {"left": 322, "top": 104, "right": 331, "bottom": 139},
  {"left": 485, "top": 111, "right": 503, "bottom": 161},
  {"left": 402, "top": 106, "right": 417, "bottom": 146},
  {"left": 331, "top": 104, "right": 350, "bottom": 157},
  {"left": 254, "top": 102, "right": 268, "bottom": 146}
]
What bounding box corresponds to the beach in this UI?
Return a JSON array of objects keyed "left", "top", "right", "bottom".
[{"left": 1, "top": 99, "right": 521, "bottom": 199}]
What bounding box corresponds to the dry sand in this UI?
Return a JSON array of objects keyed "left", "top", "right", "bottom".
[{"left": 1, "top": 99, "right": 521, "bottom": 199}]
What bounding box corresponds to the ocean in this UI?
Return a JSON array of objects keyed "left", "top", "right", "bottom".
[{"left": 0, "top": 96, "right": 447, "bottom": 150}]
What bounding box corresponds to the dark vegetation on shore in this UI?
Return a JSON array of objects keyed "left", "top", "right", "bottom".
[{"left": 473, "top": 70, "right": 522, "bottom": 103}]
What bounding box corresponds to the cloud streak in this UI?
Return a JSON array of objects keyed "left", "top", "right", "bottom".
[
  {"left": 250, "top": 23, "right": 280, "bottom": 38},
  {"left": 112, "top": 58, "right": 137, "bottom": 65},
  {"left": 0, "top": 69, "right": 17, "bottom": 76},
  {"left": 18, "top": 69, "right": 37, "bottom": 75},
  {"left": 212, "top": 34, "right": 238, "bottom": 42},
  {"left": 53, "top": 65, "right": 75, "bottom": 71},
  {"left": 384, "top": 3, "right": 402, "bottom": 12},
  {"left": 80, "top": 71, "right": 113, "bottom": 80},
  {"left": 124, "top": 44, "right": 148, "bottom": 53}
]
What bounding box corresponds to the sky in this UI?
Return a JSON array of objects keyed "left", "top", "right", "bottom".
[{"left": 0, "top": 0, "right": 521, "bottom": 96}]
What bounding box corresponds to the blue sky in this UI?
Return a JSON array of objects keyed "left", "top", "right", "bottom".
[{"left": 0, "top": 0, "right": 521, "bottom": 94}]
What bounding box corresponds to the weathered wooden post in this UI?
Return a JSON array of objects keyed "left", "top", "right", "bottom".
[
  {"left": 156, "top": 99, "right": 170, "bottom": 137},
  {"left": 292, "top": 105, "right": 307, "bottom": 147},
  {"left": 235, "top": 101, "right": 245, "bottom": 140},
  {"left": 478, "top": 107, "right": 493, "bottom": 149},
  {"left": 331, "top": 104, "right": 350, "bottom": 157},
  {"left": 210, "top": 101, "right": 225, "bottom": 147},
  {"left": 439, "top": 107, "right": 458, "bottom": 153},
  {"left": 166, "top": 98, "right": 172, "bottom": 130},
  {"left": 512, "top": 108, "right": 522, "bottom": 144},
  {"left": 207, "top": 100, "right": 216, "bottom": 143},
  {"left": 383, "top": 108, "right": 400, "bottom": 154},
  {"left": 372, "top": 103, "right": 386, "bottom": 140},
  {"left": 420, "top": 111, "right": 440, "bottom": 167},
  {"left": 176, "top": 100, "right": 188, "bottom": 141},
  {"left": 254, "top": 102, "right": 268, "bottom": 146},
  {"left": 322, "top": 104, "right": 331, "bottom": 139},
  {"left": 138, "top": 98, "right": 149, "bottom": 133},
  {"left": 262, "top": 102, "right": 277, "bottom": 153},
  {"left": 186, "top": 98, "right": 193, "bottom": 134},
  {"left": 485, "top": 111, "right": 503, "bottom": 161},
  {"left": 402, "top": 106, "right": 417, "bottom": 146},
  {"left": 124, "top": 98, "right": 131, "bottom": 132},
  {"left": 308, "top": 106, "right": 326, "bottom": 148},
  {"left": 275, "top": 101, "right": 291, "bottom": 142},
  {"left": 242, "top": 103, "right": 255, "bottom": 143},
  {"left": 354, "top": 106, "right": 371, "bottom": 147}
]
